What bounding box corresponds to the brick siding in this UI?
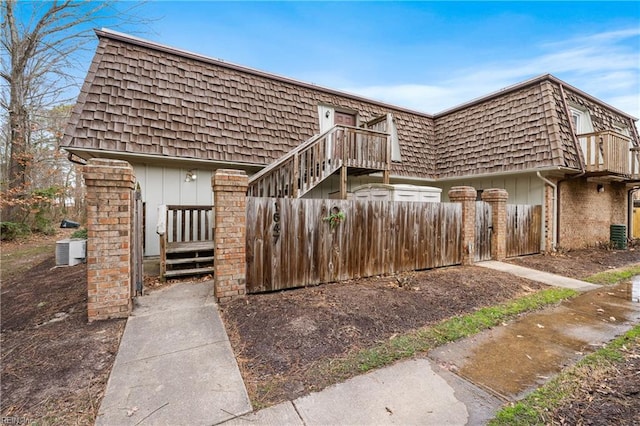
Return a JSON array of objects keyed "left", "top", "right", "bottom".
[
  {"left": 83, "top": 159, "right": 135, "bottom": 321},
  {"left": 213, "top": 169, "right": 248, "bottom": 302},
  {"left": 558, "top": 178, "right": 627, "bottom": 249}
]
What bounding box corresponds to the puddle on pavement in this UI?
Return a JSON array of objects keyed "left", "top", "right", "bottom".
[{"left": 455, "top": 284, "right": 640, "bottom": 400}]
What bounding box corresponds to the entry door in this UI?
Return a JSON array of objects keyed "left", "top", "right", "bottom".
[{"left": 334, "top": 111, "right": 356, "bottom": 127}]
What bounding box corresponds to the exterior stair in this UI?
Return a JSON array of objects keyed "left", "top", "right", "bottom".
[{"left": 248, "top": 122, "right": 391, "bottom": 198}]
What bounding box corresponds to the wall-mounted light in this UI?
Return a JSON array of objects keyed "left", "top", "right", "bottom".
[
  {"left": 597, "top": 184, "right": 604, "bottom": 193},
  {"left": 325, "top": 110, "right": 331, "bottom": 118},
  {"left": 185, "top": 170, "right": 197, "bottom": 182}
]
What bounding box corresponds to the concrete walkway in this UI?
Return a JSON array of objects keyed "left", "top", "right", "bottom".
[
  {"left": 99, "top": 262, "right": 639, "bottom": 425},
  {"left": 96, "top": 282, "right": 251, "bottom": 425},
  {"left": 478, "top": 260, "right": 600, "bottom": 291}
]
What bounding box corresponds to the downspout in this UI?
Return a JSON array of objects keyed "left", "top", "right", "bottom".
[
  {"left": 537, "top": 171, "right": 557, "bottom": 251},
  {"left": 629, "top": 187, "right": 639, "bottom": 240}
]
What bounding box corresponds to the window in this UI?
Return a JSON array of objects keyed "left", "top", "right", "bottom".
[
  {"left": 569, "top": 106, "right": 594, "bottom": 135},
  {"left": 613, "top": 124, "right": 630, "bottom": 137}
]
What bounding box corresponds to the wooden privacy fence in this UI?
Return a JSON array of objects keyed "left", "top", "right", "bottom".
[
  {"left": 506, "top": 204, "right": 542, "bottom": 257},
  {"left": 475, "top": 201, "right": 492, "bottom": 262},
  {"left": 246, "top": 198, "right": 462, "bottom": 293}
]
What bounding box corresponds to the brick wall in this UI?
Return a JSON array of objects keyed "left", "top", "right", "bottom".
[
  {"left": 558, "top": 178, "right": 627, "bottom": 249},
  {"left": 213, "top": 169, "right": 248, "bottom": 303},
  {"left": 482, "top": 188, "right": 508, "bottom": 261},
  {"left": 83, "top": 159, "right": 135, "bottom": 321},
  {"left": 448, "top": 186, "right": 477, "bottom": 265}
]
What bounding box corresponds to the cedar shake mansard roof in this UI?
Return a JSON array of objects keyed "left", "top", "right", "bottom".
[{"left": 63, "top": 29, "right": 639, "bottom": 180}]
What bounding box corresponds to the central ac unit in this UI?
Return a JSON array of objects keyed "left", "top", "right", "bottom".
[{"left": 55, "top": 239, "right": 86, "bottom": 266}]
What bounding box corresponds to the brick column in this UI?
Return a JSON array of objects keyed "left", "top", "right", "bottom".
[
  {"left": 482, "top": 188, "right": 509, "bottom": 261},
  {"left": 83, "top": 159, "right": 135, "bottom": 321},
  {"left": 213, "top": 169, "right": 248, "bottom": 303},
  {"left": 448, "top": 186, "right": 477, "bottom": 265}
]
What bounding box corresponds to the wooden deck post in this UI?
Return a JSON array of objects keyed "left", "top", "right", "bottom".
[
  {"left": 482, "top": 188, "right": 509, "bottom": 261},
  {"left": 213, "top": 169, "right": 248, "bottom": 303},
  {"left": 340, "top": 166, "right": 348, "bottom": 199},
  {"left": 448, "top": 186, "right": 477, "bottom": 265}
]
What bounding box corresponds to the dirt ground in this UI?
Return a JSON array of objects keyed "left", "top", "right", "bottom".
[
  {"left": 550, "top": 337, "right": 640, "bottom": 426},
  {"left": 1, "top": 233, "right": 125, "bottom": 425},
  {"left": 2, "top": 233, "right": 638, "bottom": 423},
  {"left": 507, "top": 247, "right": 639, "bottom": 279},
  {"left": 221, "top": 266, "right": 547, "bottom": 406},
  {"left": 221, "top": 248, "right": 640, "bottom": 411}
]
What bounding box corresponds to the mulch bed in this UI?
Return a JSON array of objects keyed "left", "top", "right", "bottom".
[
  {"left": 1, "top": 256, "right": 125, "bottom": 424},
  {"left": 221, "top": 266, "right": 546, "bottom": 406},
  {"left": 549, "top": 334, "right": 640, "bottom": 425},
  {"left": 507, "top": 247, "right": 639, "bottom": 279}
]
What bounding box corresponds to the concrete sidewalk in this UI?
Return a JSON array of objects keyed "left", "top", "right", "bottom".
[
  {"left": 96, "top": 282, "right": 251, "bottom": 425},
  {"left": 98, "top": 263, "right": 638, "bottom": 426},
  {"left": 478, "top": 260, "right": 600, "bottom": 291}
]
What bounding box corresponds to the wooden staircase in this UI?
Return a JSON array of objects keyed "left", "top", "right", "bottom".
[
  {"left": 248, "top": 121, "right": 392, "bottom": 198},
  {"left": 159, "top": 205, "right": 215, "bottom": 279}
]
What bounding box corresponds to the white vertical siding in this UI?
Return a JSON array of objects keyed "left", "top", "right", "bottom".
[{"left": 132, "top": 164, "right": 214, "bottom": 256}]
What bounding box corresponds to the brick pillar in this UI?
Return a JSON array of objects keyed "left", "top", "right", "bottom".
[
  {"left": 213, "top": 169, "right": 248, "bottom": 303},
  {"left": 83, "top": 159, "right": 135, "bottom": 321},
  {"left": 543, "top": 182, "right": 555, "bottom": 252},
  {"left": 482, "top": 188, "right": 509, "bottom": 261},
  {"left": 448, "top": 186, "right": 477, "bottom": 265}
]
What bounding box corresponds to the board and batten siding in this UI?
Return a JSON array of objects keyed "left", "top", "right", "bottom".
[{"left": 132, "top": 164, "right": 214, "bottom": 256}]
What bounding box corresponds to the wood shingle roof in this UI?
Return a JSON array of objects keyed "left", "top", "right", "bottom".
[{"left": 63, "top": 30, "right": 639, "bottom": 180}]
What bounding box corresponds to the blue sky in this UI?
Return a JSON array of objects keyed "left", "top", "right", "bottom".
[
  {"left": 80, "top": 1, "right": 640, "bottom": 119},
  {"left": 116, "top": 1, "right": 640, "bottom": 118}
]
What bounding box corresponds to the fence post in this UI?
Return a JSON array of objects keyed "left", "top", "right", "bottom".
[
  {"left": 83, "top": 159, "right": 135, "bottom": 321},
  {"left": 213, "top": 169, "right": 248, "bottom": 303},
  {"left": 482, "top": 188, "right": 509, "bottom": 261},
  {"left": 448, "top": 186, "right": 477, "bottom": 265}
]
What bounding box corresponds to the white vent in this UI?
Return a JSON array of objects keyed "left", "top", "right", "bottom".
[{"left": 56, "top": 239, "right": 86, "bottom": 266}]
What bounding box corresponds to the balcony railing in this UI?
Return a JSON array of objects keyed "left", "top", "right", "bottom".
[
  {"left": 248, "top": 125, "right": 390, "bottom": 198},
  {"left": 579, "top": 130, "right": 637, "bottom": 177}
]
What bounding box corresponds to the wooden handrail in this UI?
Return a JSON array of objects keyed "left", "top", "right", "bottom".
[
  {"left": 578, "top": 130, "right": 633, "bottom": 176},
  {"left": 248, "top": 126, "right": 337, "bottom": 185},
  {"left": 164, "top": 205, "right": 214, "bottom": 243},
  {"left": 248, "top": 124, "right": 391, "bottom": 198}
]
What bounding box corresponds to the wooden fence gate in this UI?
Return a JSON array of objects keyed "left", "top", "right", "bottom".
[
  {"left": 506, "top": 205, "right": 542, "bottom": 257},
  {"left": 475, "top": 201, "right": 492, "bottom": 261},
  {"left": 131, "top": 183, "right": 144, "bottom": 296},
  {"left": 246, "top": 198, "right": 462, "bottom": 293}
]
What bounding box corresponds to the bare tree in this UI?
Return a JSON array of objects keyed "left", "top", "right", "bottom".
[{"left": 0, "top": 0, "right": 145, "bottom": 224}]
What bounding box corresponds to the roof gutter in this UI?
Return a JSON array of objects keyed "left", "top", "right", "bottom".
[{"left": 62, "top": 147, "right": 266, "bottom": 171}]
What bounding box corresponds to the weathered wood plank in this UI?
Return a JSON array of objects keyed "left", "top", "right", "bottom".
[
  {"left": 506, "top": 204, "right": 542, "bottom": 257},
  {"left": 246, "top": 198, "right": 464, "bottom": 293}
]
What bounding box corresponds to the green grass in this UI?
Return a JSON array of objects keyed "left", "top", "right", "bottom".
[
  {"left": 0, "top": 243, "right": 53, "bottom": 281},
  {"left": 314, "top": 287, "right": 577, "bottom": 383},
  {"left": 584, "top": 264, "right": 640, "bottom": 285},
  {"left": 489, "top": 325, "right": 640, "bottom": 425}
]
